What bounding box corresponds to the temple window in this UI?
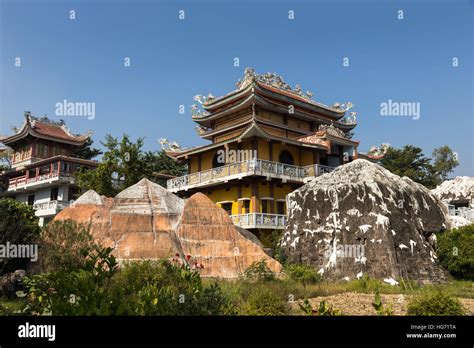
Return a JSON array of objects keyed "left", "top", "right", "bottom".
[
  {"left": 278, "top": 150, "right": 294, "bottom": 165},
  {"left": 277, "top": 201, "right": 285, "bottom": 215},
  {"left": 212, "top": 153, "right": 225, "bottom": 168},
  {"left": 221, "top": 202, "right": 233, "bottom": 215}
]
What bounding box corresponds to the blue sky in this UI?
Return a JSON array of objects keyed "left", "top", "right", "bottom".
[{"left": 0, "top": 0, "right": 472, "bottom": 175}]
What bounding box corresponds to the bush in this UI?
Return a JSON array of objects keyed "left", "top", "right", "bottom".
[
  {"left": 0, "top": 198, "right": 40, "bottom": 273},
  {"left": 406, "top": 291, "right": 466, "bottom": 316},
  {"left": 437, "top": 224, "right": 474, "bottom": 280},
  {"left": 39, "top": 220, "right": 97, "bottom": 273},
  {"left": 21, "top": 251, "right": 232, "bottom": 316},
  {"left": 298, "top": 299, "right": 342, "bottom": 316},
  {"left": 242, "top": 260, "right": 275, "bottom": 282},
  {"left": 238, "top": 284, "right": 290, "bottom": 316},
  {"left": 285, "top": 264, "right": 321, "bottom": 286}
]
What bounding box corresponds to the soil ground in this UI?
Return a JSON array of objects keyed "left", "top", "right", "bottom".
[{"left": 293, "top": 292, "right": 474, "bottom": 315}]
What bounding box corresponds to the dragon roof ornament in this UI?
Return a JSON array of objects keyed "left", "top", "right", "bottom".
[
  {"left": 318, "top": 123, "right": 350, "bottom": 139},
  {"left": 235, "top": 67, "right": 315, "bottom": 100}
]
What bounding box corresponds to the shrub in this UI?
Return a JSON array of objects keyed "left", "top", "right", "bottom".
[
  {"left": 285, "top": 264, "right": 321, "bottom": 286},
  {"left": 0, "top": 198, "right": 40, "bottom": 273},
  {"left": 21, "top": 251, "right": 232, "bottom": 316},
  {"left": 406, "top": 291, "right": 466, "bottom": 316},
  {"left": 238, "top": 284, "right": 290, "bottom": 316},
  {"left": 39, "top": 220, "right": 97, "bottom": 273},
  {"left": 298, "top": 298, "right": 342, "bottom": 316},
  {"left": 437, "top": 224, "right": 474, "bottom": 280},
  {"left": 242, "top": 260, "right": 275, "bottom": 282},
  {"left": 372, "top": 290, "right": 393, "bottom": 316}
]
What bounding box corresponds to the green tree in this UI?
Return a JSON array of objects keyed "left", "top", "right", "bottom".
[
  {"left": 432, "top": 145, "right": 459, "bottom": 182},
  {"left": 436, "top": 224, "right": 474, "bottom": 280},
  {"left": 75, "top": 134, "right": 186, "bottom": 196},
  {"left": 0, "top": 198, "right": 41, "bottom": 273},
  {"left": 70, "top": 138, "right": 102, "bottom": 160},
  {"left": 380, "top": 145, "right": 438, "bottom": 188}
]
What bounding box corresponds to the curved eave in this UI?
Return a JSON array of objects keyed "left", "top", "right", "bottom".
[
  {"left": 254, "top": 83, "right": 346, "bottom": 119},
  {"left": 24, "top": 155, "right": 98, "bottom": 168},
  {"left": 195, "top": 91, "right": 356, "bottom": 131},
  {"left": 199, "top": 119, "right": 253, "bottom": 140},
  {"left": 202, "top": 81, "right": 347, "bottom": 118},
  {"left": 175, "top": 121, "right": 327, "bottom": 160},
  {"left": 1, "top": 128, "right": 89, "bottom": 146}
]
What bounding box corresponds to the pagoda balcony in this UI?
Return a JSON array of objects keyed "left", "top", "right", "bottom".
[
  {"left": 8, "top": 171, "right": 76, "bottom": 191},
  {"left": 33, "top": 200, "right": 70, "bottom": 217},
  {"left": 230, "top": 213, "right": 287, "bottom": 230},
  {"left": 167, "top": 158, "right": 335, "bottom": 193}
]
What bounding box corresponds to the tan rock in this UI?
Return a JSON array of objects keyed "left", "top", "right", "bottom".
[{"left": 54, "top": 179, "right": 281, "bottom": 278}]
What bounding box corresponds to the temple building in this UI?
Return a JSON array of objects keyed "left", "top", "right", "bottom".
[
  {"left": 167, "top": 68, "right": 368, "bottom": 238},
  {"left": 0, "top": 112, "right": 97, "bottom": 225}
]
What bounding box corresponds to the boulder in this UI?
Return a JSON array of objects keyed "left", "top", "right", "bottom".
[
  {"left": 0, "top": 270, "right": 26, "bottom": 299},
  {"left": 281, "top": 159, "right": 450, "bottom": 284},
  {"left": 55, "top": 179, "right": 281, "bottom": 278},
  {"left": 175, "top": 193, "right": 281, "bottom": 278},
  {"left": 432, "top": 176, "right": 474, "bottom": 205}
]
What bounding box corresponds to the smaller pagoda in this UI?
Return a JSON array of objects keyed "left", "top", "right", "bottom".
[{"left": 0, "top": 112, "right": 98, "bottom": 225}]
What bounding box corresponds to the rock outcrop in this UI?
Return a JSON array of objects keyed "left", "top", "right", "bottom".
[
  {"left": 0, "top": 270, "right": 26, "bottom": 299},
  {"left": 281, "top": 159, "right": 450, "bottom": 284},
  {"left": 55, "top": 179, "right": 281, "bottom": 278},
  {"left": 432, "top": 176, "right": 474, "bottom": 205}
]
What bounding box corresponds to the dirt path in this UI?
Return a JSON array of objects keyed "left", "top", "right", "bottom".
[{"left": 293, "top": 292, "right": 474, "bottom": 316}]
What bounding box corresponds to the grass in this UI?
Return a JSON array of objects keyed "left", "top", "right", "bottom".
[
  {"left": 206, "top": 275, "right": 474, "bottom": 316},
  {"left": 0, "top": 297, "right": 25, "bottom": 315}
]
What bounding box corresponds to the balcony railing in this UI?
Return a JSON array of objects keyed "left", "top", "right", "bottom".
[
  {"left": 167, "top": 158, "right": 335, "bottom": 192},
  {"left": 230, "top": 213, "right": 287, "bottom": 230},
  {"left": 447, "top": 204, "right": 474, "bottom": 221},
  {"left": 33, "top": 200, "right": 70, "bottom": 213},
  {"left": 8, "top": 171, "right": 75, "bottom": 190}
]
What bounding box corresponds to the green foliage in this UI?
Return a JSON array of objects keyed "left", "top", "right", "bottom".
[
  {"left": 380, "top": 145, "right": 439, "bottom": 188},
  {"left": 21, "top": 246, "right": 119, "bottom": 315},
  {"left": 70, "top": 138, "right": 102, "bottom": 160},
  {"left": 437, "top": 224, "right": 474, "bottom": 280},
  {"left": 260, "top": 230, "right": 286, "bottom": 263},
  {"left": 38, "top": 220, "right": 97, "bottom": 273},
  {"left": 0, "top": 198, "right": 40, "bottom": 273},
  {"left": 406, "top": 291, "right": 466, "bottom": 316},
  {"left": 238, "top": 284, "right": 290, "bottom": 316},
  {"left": 298, "top": 298, "right": 342, "bottom": 316},
  {"left": 242, "top": 260, "right": 275, "bottom": 282},
  {"left": 432, "top": 145, "right": 459, "bottom": 182},
  {"left": 75, "top": 134, "right": 186, "bottom": 196},
  {"left": 21, "top": 251, "right": 231, "bottom": 316},
  {"left": 372, "top": 290, "right": 393, "bottom": 316},
  {"left": 143, "top": 150, "right": 187, "bottom": 179},
  {"left": 285, "top": 264, "right": 321, "bottom": 286},
  {"left": 380, "top": 144, "right": 459, "bottom": 188}
]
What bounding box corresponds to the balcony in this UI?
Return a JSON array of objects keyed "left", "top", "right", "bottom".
[
  {"left": 167, "top": 158, "right": 335, "bottom": 192},
  {"left": 8, "top": 171, "right": 75, "bottom": 191},
  {"left": 231, "top": 213, "right": 287, "bottom": 230},
  {"left": 33, "top": 200, "right": 70, "bottom": 217}
]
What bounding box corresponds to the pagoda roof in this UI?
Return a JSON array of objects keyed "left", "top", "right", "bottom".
[
  {"left": 168, "top": 121, "right": 328, "bottom": 160},
  {"left": 194, "top": 68, "right": 354, "bottom": 122},
  {"left": 297, "top": 124, "right": 360, "bottom": 147},
  {"left": 23, "top": 155, "right": 98, "bottom": 168},
  {"left": 194, "top": 89, "right": 356, "bottom": 134},
  {"left": 1, "top": 113, "right": 91, "bottom": 146}
]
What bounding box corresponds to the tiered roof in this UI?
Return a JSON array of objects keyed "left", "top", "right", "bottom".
[
  {"left": 191, "top": 68, "right": 357, "bottom": 132},
  {"left": 2, "top": 112, "right": 91, "bottom": 146}
]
